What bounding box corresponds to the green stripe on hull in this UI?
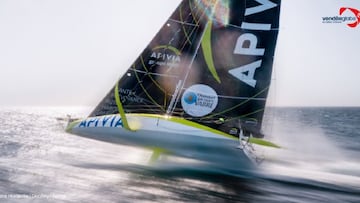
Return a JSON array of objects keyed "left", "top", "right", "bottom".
[
  {"left": 249, "top": 137, "right": 281, "bottom": 148},
  {"left": 115, "top": 82, "right": 132, "bottom": 131},
  {"left": 67, "top": 113, "right": 280, "bottom": 149},
  {"left": 129, "top": 113, "right": 236, "bottom": 140}
]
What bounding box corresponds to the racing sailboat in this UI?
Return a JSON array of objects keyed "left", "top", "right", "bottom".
[{"left": 66, "top": 0, "right": 281, "bottom": 171}]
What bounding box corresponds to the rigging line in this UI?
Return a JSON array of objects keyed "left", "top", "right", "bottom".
[
  {"left": 192, "top": 0, "right": 217, "bottom": 24},
  {"left": 167, "top": 21, "right": 211, "bottom": 114},
  {"left": 168, "top": 19, "right": 198, "bottom": 27},
  {"left": 164, "top": 92, "right": 167, "bottom": 110},
  {"left": 123, "top": 105, "right": 165, "bottom": 114},
  {"left": 176, "top": 86, "right": 267, "bottom": 101},
  {"left": 131, "top": 69, "right": 179, "bottom": 78},
  {"left": 179, "top": 24, "right": 198, "bottom": 52},
  {"left": 138, "top": 12, "right": 196, "bottom": 110},
  {"left": 140, "top": 56, "right": 170, "bottom": 109},
  {"left": 132, "top": 64, "right": 165, "bottom": 111},
  {"left": 217, "top": 95, "right": 267, "bottom": 101},
  {"left": 180, "top": 1, "right": 203, "bottom": 38},
  {"left": 179, "top": 28, "right": 198, "bottom": 53},
  {"left": 202, "top": 86, "right": 270, "bottom": 120},
  {"left": 180, "top": 4, "right": 192, "bottom": 45},
  {"left": 131, "top": 70, "right": 165, "bottom": 112},
  {"left": 166, "top": 7, "right": 212, "bottom": 113},
  {"left": 177, "top": 18, "right": 205, "bottom": 54},
  {"left": 179, "top": 4, "right": 210, "bottom": 50},
  {"left": 140, "top": 56, "right": 166, "bottom": 93},
  {"left": 179, "top": 1, "right": 209, "bottom": 52},
  {"left": 172, "top": 1, "right": 208, "bottom": 53},
  {"left": 193, "top": 0, "right": 207, "bottom": 25},
  {"left": 226, "top": 108, "right": 265, "bottom": 122},
  {"left": 188, "top": 0, "right": 199, "bottom": 25},
  {"left": 179, "top": 2, "right": 204, "bottom": 44},
  {"left": 159, "top": 29, "right": 182, "bottom": 75},
  {"left": 227, "top": 23, "right": 280, "bottom": 31},
  {"left": 163, "top": 27, "right": 196, "bottom": 67},
  {"left": 123, "top": 104, "right": 162, "bottom": 108},
  {"left": 166, "top": 80, "right": 183, "bottom": 114}
]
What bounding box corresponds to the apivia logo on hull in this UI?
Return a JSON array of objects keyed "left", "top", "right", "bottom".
[{"left": 78, "top": 115, "right": 123, "bottom": 128}]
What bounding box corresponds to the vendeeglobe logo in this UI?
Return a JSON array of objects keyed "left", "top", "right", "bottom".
[{"left": 322, "top": 7, "right": 360, "bottom": 28}]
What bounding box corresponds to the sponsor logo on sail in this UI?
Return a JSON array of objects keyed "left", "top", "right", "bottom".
[
  {"left": 149, "top": 45, "right": 182, "bottom": 68},
  {"left": 228, "top": 0, "right": 278, "bottom": 88},
  {"left": 322, "top": 7, "right": 360, "bottom": 28},
  {"left": 119, "top": 88, "right": 144, "bottom": 103},
  {"left": 181, "top": 84, "right": 218, "bottom": 117}
]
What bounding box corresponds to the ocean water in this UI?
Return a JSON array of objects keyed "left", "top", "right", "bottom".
[{"left": 0, "top": 107, "right": 359, "bottom": 202}]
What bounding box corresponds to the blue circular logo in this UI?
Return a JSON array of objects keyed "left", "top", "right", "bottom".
[
  {"left": 181, "top": 84, "right": 218, "bottom": 117},
  {"left": 184, "top": 92, "right": 197, "bottom": 104}
]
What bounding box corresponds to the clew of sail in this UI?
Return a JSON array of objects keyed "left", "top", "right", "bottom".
[{"left": 89, "top": 0, "right": 281, "bottom": 140}]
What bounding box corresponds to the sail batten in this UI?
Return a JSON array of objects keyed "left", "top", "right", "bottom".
[
  {"left": 90, "top": 0, "right": 281, "bottom": 138},
  {"left": 168, "top": 19, "right": 199, "bottom": 27},
  {"left": 131, "top": 69, "right": 180, "bottom": 78}
]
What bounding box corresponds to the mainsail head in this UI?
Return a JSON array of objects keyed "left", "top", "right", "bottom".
[{"left": 90, "top": 0, "right": 281, "bottom": 138}]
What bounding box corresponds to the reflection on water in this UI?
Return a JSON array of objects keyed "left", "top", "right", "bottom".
[
  {"left": 72, "top": 162, "right": 262, "bottom": 202},
  {"left": 0, "top": 107, "right": 359, "bottom": 202}
]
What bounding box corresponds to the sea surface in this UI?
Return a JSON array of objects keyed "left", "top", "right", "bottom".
[{"left": 0, "top": 107, "right": 359, "bottom": 202}]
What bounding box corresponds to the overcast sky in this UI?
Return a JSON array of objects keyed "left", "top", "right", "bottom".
[{"left": 0, "top": 0, "right": 359, "bottom": 107}]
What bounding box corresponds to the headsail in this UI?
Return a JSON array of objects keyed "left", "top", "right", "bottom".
[{"left": 90, "top": 0, "right": 281, "bottom": 138}]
